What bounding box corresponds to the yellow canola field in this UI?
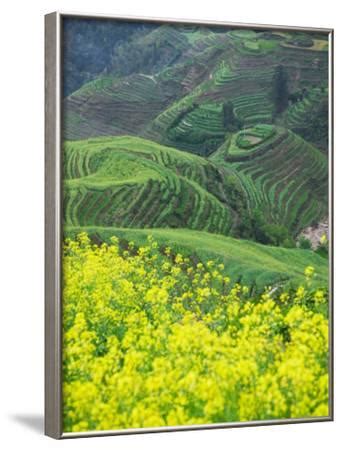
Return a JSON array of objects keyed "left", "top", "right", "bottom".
[{"left": 63, "top": 233, "right": 329, "bottom": 432}]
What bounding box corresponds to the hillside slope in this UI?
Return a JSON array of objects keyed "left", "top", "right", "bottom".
[{"left": 65, "top": 226, "right": 328, "bottom": 290}]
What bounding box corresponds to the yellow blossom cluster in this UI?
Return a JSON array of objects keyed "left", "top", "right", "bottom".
[{"left": 62, "top": 233, "right": 329, "bottom": 432}]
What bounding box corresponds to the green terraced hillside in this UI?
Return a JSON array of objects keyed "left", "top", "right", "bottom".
[
  {"left": 62, "top": 25, "right": 329, "bottom": 280},
  {"left": 63, "top": 130, "right": 328, "bottom": 245},
  {"left": 64, "top": 26, "right": 329, "bottom": 153},
  {"left": 284, "top": 87, "right": 329, "bottom": 150},
  {"left": 63, "top": 136, "right": 250, "bottom": 236},
  {"left": 65, "top": 226, "right": 329, "bottom": 291},
  {"left": 63, "top": 25, "right": 225, "bottom": 140},
  {"left": 211, "top": 125, "right": 328, "bottom": 234},
  {"left": 144, "top": 39, "right": 328, "bottom": 156},
  {"left": 63, "top": 73, "right": 178, "bottom": 140}
]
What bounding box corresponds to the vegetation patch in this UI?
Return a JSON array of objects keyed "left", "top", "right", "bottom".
[
  {"left": 243, "top": 40, "right": 260, "bottom": 52},
  {"left": 230, "top": 29, "right": 258, "bottom": 40},
  {"left": 236, "top": 125, "right": 275, "bottom": 149}
]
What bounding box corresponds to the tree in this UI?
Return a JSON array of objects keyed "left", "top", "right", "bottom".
[
  {"left": 223, "top": 101, "right": 234, "bottom": 127},
  {"left": 223, "top": 101, "right": 242, "bottom": 131},
  {"left": 250, "top": 209, "right": 269, "bottom": 244},
  {"left": 262, "top": 223, "right": 290, "bottom": 246},
  {"left": 310, "top": 99, "right": 329, "bottom": 149},
  {"left": 283, "top": 237, "right": 296, "bottom": 248},
  {"left": 271, "top": 65, "right": 289, "bottom": 115},
  {"left": 298, "top": 236, "right": 312, "bottom": 250}
]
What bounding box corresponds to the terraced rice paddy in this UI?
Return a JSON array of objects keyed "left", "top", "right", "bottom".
[
  {"left": 211, "top": 126, "right": 328, "bottom": 233},
  {"left": 231, "top": 92, "right": 273, "bottom": 126},
  {"left": 146, "top": 68, "right": 276, "bottom": 154},
  {"left": 64, "top": 73, "right": 179, "bottom": 140},
  {"left": 286, "top": 87, "right": 328, "bottom": 132},
  {"left": 63, "top": 136, "right": 247, "bottom": 236},
  {"left": 166, "top": 102, "right": 226, "bottom": 154},
  {"left": 64, "top": 25, "right": 328, "bottom": 159}
]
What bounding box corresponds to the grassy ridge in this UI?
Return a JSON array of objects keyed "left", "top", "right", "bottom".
[{"left": 64, "top": 226, "right": 328, "bottom": 291}]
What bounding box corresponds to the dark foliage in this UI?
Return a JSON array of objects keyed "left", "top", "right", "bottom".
[
  {"left": 223, "top": 101, "right": 242, "bottom": 131},
  {"left": 298, "top": 236, "right": 312, "bottom": 250},
  {"left": 63, "top": 18, "right": 153, "bottom": 96},
  {"left": 271, "top": 65, "right": 289, "bottom": 115}
]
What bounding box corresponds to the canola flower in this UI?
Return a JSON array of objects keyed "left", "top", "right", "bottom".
[{"left": 63, "top": 233, "right": 329, "bottom": 432}]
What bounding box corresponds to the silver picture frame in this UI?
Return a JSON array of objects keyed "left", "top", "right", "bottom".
[{"left": 45, "top": 11, "right": 334, "bottom": 439}]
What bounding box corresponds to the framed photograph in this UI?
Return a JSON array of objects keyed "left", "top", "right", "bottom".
[{"left": 45, "top": 11, "right": 334, "bottom": 439}]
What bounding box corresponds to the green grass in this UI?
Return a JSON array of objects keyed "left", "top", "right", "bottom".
[
  {"left": 64, "top": 226, "right": 328, "bottom": 291},
  {"left": 244, "top": 40, "right": 260, "bottom": 52},
  {"left": 258, "top": 39, "right": 279, "bottom": 52},
  {"left": 230, "top": 30, "right": 258, "bottom": 40}
]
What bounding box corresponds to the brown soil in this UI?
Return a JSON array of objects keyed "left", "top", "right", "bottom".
[{"left": 298, "top": 218, "right": 329, "bottom": 249}]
